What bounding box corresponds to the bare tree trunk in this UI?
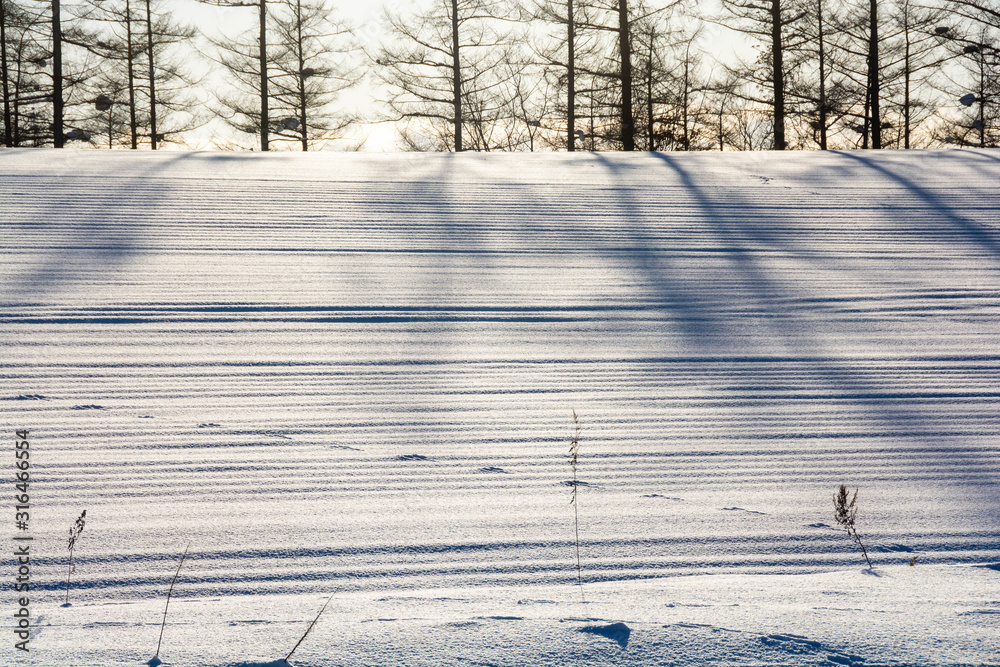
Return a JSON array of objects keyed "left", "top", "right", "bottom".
[
  {"left": 451, "top": 0, "right": 462, "bottom": 151},
  {"left": 900, "top": 0, "right": 912, "bottom": 149},
  {"left": 977, "top": 50, "right": 986, "bottom": 146},
  {"left": 126, "top": 0, "right": 137, "bottom": 148},
  {"left": 618, "top": 0, "right": 634, "bottom": 151},
  {"left": 259, "top": 0, "right": 269, "bottom": 150},
  {"left": 645, "top": 35, "right": 653, "bottom": 149},
  {"left": 53, "top": 0, "right": 64, "bottom": 147},
  {"left": 144, "top": 0, "right": 157, "bottom": 148},
  {"left": 296, "top": 0, "right": 307, "bottom": 150},
  {"left": 903, "top": 29, "right": 911, "bottom": 148},
  {"left": 817, "top": 0, "right": 827, "bottom": 150},
  {"left": 867, "top": 0, "right": 880, "bottom": 149},
  {"left": 682, "top": 40, "right": 691, "bottom": 150},
  {"left": 770, "top": 0, "right": 785, "bottom": 149},
  {"left": 862, "top": 84, "right": 870, "bottom": 148},
  {"left": 1, "top": 0, "right": 12, "bottom": 147},
  {"left": 567, "top": 0, "right": 575, "bottom": 151},
  {"left": 589, "top": 87, "right": 595, "bottom": 150},
  {"left": 718, "top": 102, "right": 724, "bottom": 151}
]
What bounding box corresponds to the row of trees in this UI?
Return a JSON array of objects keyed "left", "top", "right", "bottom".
[
  {"left": 1, "top": 0, "right": 997, "bottom": 151},
  {"left": 1, "top": 0, "right": 196, "bottom": 148}
]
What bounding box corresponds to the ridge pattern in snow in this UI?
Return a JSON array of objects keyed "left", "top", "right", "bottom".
[{"left": 2, "top": 149, "right": 999, "bottom": 603}]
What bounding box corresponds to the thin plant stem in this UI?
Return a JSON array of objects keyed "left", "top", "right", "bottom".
[
  {"left": 65, "top": 555, "right": 73, "bottom": 605},
  {"left": 573, "top": 499, "right": 582, "bottom": 587},
  {"left": 155, "top": 542, "right": 191, "bottom": 659},
  {"left": 285, "top": 595, "right": 334, "bottom": 663},
  {"left": 853, "top": 527, "right": 873, "bottom": 569},
  {"left": 65, "top": 510, "right": 86, "bottom": 605}
]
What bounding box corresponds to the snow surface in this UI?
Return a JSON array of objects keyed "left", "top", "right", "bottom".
[{"left": 2, "top": 148, "right": 999, "bottom": 666}]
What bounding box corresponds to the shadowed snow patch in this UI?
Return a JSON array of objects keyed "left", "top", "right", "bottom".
[
  {"left": 723, "top": 507, "right": 767, "bottom": 515},
  {"left": 761, "top": 633, "right": 866, "bottom": 666},
  {"left": 579, "top": 622, "right": 631, "bottom": 648}
]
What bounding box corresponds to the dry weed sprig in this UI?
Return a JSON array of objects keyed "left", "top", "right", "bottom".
[
  {"left": 569, "top": 410, "right": 583, "bottom": 594},
  {"left": 833, "top": 484, "right": 873, "bottom": 569},
  {"left": 64, "top": 510, "right": 86, "bottom": 605}
]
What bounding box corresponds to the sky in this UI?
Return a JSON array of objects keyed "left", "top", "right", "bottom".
[
  {"left": 160, "top": 0, "right": 741, "bottom": 151},
  {"left": 170, "top": 0, "right": 394, "bottom": 149}
]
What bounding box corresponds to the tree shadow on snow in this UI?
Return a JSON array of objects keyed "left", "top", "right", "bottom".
[
  {"left": 579, "top": 150, "right": 1000, "bottom": 535},
  {"left": 2, "top": 151, "right": 209, "bottom": 304}
]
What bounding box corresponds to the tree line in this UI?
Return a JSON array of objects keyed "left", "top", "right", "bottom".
[{"left": 1, "top": 0, "right": 997, "bottom": 150}]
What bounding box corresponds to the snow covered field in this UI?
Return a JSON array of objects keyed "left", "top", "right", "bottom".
[{"left": 2, "top": 148, "right": 999, "bottom": 666}]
